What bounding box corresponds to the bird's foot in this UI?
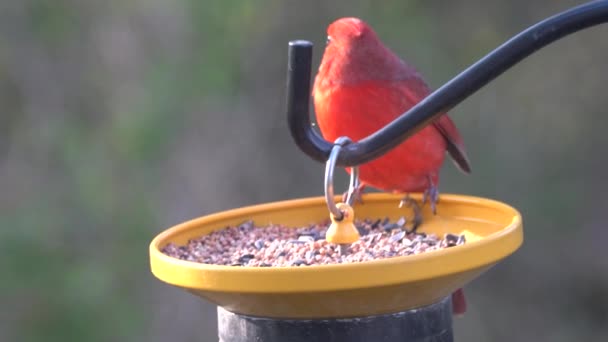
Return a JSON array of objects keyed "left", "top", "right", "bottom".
[
  {"left": 399, "top": 194, "right": 423, "bottom": 233},
  {"left": 423, "top": 184, "right": 440, "bottom": 215},
  {"left": 342, "top": 183, "right": 366, "bottom": 205}
]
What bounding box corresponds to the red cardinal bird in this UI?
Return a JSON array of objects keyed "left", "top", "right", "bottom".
[{"left": 312, "top": 17, "right": 471, "bottom": 315}]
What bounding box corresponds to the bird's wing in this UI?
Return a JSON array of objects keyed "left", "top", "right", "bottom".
[
  {"left": 432, "top": 114, "right": 471, "bottom": 173},
  {"left": 398, "top": 77, "right": 472, "bottom": 174}
]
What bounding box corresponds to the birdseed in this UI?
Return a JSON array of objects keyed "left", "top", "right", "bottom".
[{"left": 161, "top": 217, "right": 466, "bottom": 267}]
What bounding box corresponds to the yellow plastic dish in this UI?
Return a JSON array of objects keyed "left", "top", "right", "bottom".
[{"left": 149, "top": 193, "right": 523, "bottom": 318}]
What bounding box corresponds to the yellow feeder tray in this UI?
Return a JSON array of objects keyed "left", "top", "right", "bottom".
[{"left": 149, "top": 193, "right": 523, "bottom": 319}]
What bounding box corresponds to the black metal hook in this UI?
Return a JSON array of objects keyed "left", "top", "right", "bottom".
[{"left": 287, "top": 0, "right": 608, "bottom": 167}]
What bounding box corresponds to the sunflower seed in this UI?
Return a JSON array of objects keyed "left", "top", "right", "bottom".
[
  {"left": 389, "top": 230, "right": 406, "bottom": 243},
  {"left": 254, "top": 239, "right": 265, "bottom": 250}
]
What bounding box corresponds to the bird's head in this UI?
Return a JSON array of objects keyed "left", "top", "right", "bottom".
[
  {"left": 326, "top": 17, "right": 379, "bottom": 49},
  {"left": 316, "top": 17, "right": 411, "bottom": 86}
]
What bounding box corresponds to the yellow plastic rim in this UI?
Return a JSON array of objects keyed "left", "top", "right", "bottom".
[{"left": 149, "top": 193, "right": 523, "bottom": 318}]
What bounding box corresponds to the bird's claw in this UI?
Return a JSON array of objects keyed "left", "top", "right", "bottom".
[
  {"left": 399, "top": 194, "right": 423, "bottom": 233},
  {"left": 423, "top": 185, "right": 440, "bottom": 214}
]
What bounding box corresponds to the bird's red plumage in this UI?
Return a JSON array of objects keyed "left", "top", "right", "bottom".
[
  {"left": 313, "top": 17, "right": 470, "bottom": 315},
  {"left": 313, "top": 18, "right": 470, "bottom": 193},
  {"left": 315, "top": 80, "right": 447, "bottom": 192}
]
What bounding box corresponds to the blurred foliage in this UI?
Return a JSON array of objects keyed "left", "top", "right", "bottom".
[{"left": 1, "top": 0, "right": 607, "bottom": 341}]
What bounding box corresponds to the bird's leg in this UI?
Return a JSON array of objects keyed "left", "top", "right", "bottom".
[
  {"left": 342, "top": 183, "right": 366, "bottom": 205},
  {"left": 399, "top": 194, "right": 423, "bottom": 233},
  {"left": 422, "top": 176, "right": 440, "bottom": 215}
]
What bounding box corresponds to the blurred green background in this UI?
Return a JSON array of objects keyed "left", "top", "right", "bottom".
[{"left": 1, "top": 0, "right": 607, "bottom": 341}]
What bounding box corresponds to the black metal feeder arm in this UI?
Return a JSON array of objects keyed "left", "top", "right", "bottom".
[{"left": 287, "top": 0, "right": 608, "bottom": 167}]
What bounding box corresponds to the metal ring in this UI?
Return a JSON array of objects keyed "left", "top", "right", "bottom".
[{"left": 325, "top": 137, "right": 360, "bottom": 220}]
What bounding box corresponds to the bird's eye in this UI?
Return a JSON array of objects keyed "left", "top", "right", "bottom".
[{"left": 326, "top": 36, "right": 332, "bottom": 45}]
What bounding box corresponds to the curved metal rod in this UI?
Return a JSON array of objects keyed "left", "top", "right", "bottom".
[
  {"left": 287, "top": 0, "right": 608, "bottom": 167},
  {"left": 324, "top": 137, "right": 359, "bottom": 220}
]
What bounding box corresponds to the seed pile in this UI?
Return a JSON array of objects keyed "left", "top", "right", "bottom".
[{"left": 161, "top": 217, "right": 466, "bottom": 267}]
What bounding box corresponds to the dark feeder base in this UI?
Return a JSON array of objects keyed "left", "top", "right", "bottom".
[{"left": 218, "top": 296, "right": 453, "bottom": 342}]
